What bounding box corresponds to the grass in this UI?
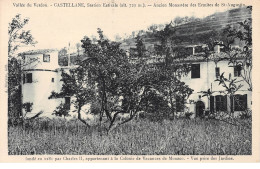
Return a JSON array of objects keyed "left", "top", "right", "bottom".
[{"left": 8, "top": 118, "right": 252, "bottom": 155}]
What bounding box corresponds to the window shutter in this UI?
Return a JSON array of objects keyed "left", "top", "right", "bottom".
[
  {"left": 223, "top": 95, "right": 227, "bottom": 111},
  {"left": 243, "top": 94, "right": 247, "bottom": 110},
  {"left": 210, "top": 96, "right": 214, "bottom": 112},
  {"left": 230, "top": 95, "right": 234, "bottom": 112},
  {"left": 234, "top": 95, "right": 238, "bottom": 111},
  {"left": 216, "top": 95, "right": 220, "bottom": 111},
  {"left": 27, "top": 73, "right": 32, "bottom": 83},
  {"left": 23, "top": 74, "right": 25, "bottom": 84}
]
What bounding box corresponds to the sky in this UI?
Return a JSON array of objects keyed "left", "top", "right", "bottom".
[{"left": 3, "top": 0, "right": 234, "bottom": 52}]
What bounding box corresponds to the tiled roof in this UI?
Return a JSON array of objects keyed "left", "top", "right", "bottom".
[{"left": 19, "top": 49, "right": 58, "bottom": 55}]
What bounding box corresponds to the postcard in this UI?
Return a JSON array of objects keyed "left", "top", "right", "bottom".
[{"left": 0, "top": 0, "right": 259, "bottom": 163}]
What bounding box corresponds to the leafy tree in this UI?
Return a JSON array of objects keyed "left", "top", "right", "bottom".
[
  {"left": 49, "top": 67, "right": 95, "bottom": 126},
  {"left": 79, "top": 29, "right": 155, "bottom": 131},
  {"left": 147, "top": 24, "right": 158, "bottom": 33},
  {"left": 224, "top": 18, "right": 252, "bottom": 91},
  {"left": 152, "top": 66, "right": 193, "bottom": 119},
  {"left": 8, "top": 14, "right": 37, "bottom": 121},
  {"left": 58, "top": 47, "right": 68, "bottom": 66},
  {"left": 207, "top": 8, "right": 252, "bottom": 91},
  {"left": 52, "top": 103, "right": 70, "bottom": 119},
  {"left": 8, "top": 14, "right": 37, "bottom": 58},
  {"left": 153, "top": 24, "right": 194, "bottom": 119},
  {"left": 135, "top": 35, "right": 146, "bottom": 57},
  {"left": 173, "top": 16, "right": 183, "bottom": 26}
]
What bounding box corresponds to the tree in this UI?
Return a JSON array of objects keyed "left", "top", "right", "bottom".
[
  {"left": 135, "top": 35, "right": 146, "bottom": 57},
  {"left": 224, "top": 18, "right": 252, "bottom": 91},
  {"left": 8, "top": 14, "right": 37, "bottom": 58},
  {"left": 207, "top": 8, "right": 252, "bottom": 91},
  {"left": 149, "top": 65, "right": 193, "bottom": 119},
  {"left": 200, "top": 7, "right": 252, "bottom": 124},
  {"left": 153, "top": 23, "right": 194, "bottom": 119},
  {"left": 147, "top": 24, "right": 158, "bottom": 34},
  {"left": 58, "top": 47, "right": 68, "bottom": 66},
  {"left": 52, "top": 103, "right": 70, "bottom": 119},
  {"left": 49, "top": 67, "right": 95, "bottom": 126},
  {"left": 173, "top": 16, "right": 183, "bottom": 26},
  {"left": 215, "top": 72, "right": 243, "bottom": 109},
  {"left": 8, "top": 14, "right": 37, "bottom": 122},
  {"left": 80, "top": 29, "right": 155, "bottom": 131}
]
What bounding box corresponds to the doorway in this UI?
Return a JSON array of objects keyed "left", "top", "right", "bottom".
[{"left": 196, "top": 101, "right": 205, "bottom": 118}]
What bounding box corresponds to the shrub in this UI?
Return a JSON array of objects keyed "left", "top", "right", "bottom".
[
  {"left": 239, "top": 109, "right": 252, "bottom": 119},
  {"left": 53, "top": 103, "right": 70, "bottom": 118},
  {"left": 90, "top": 101, "right": 101, "bottom": 115},
  {"left": 185, "top": 112, "right": 193, "bottom": 119}
]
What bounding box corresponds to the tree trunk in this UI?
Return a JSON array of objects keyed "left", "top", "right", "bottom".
[
  {"left": 77, "top": 104, "right": 89, "bottom": 127},
  {"left": 169, "top": 89, "right": 175, "bottom": 120}
]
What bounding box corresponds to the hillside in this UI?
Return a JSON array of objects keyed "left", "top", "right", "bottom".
[{"left": 120, "top": 7, "right": 251, "bottom": 51}]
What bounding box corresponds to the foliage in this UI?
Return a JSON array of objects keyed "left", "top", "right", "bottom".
[
  {"left": 49, "top": 67, "right": 95, "bottom": 126},
  {"left": 58, "top": 47, "right": 68, "bottom": 66},
  {"left": 52, "top": 103, "right": 70, "bottom": 118},
  {"left": 22, "top": 102, "right": 33, "bottom": 115},
  {"left": 8, "top": 14, "right": 37, "bottom": 121},
  {"left": 210, "top": 11, "right": 252, "bottom": 91},
  {"left": 239, "top": 109, "right": 252, "bottom": 119},
  {"left": 80, "top": 29, "right": 154, "bottom": 130},
  {"left": 8, "top": 14, "right": 37, "bottom": 58},
  {"left": 153, "top": 24, "right": 194, "bottom": 119},
  {"left": 172, "top": 16, "right": 200, "bottom": 27},
  {"left": 135, "top": 35, "right": 146, "bottom": 57},
  {"left": 89, "top": 100, "right": 101, "bottom": 115},
  {"left": 215, "top": 72, "right": 243, "bottom": 95},
  {"left": 51, "top": 27, "right": 195, "bottom": 130},
  {"left": 185, "top": 112, "right": 193, "bottom": 119},
  {"left": 140, "top": 90, "right": 171, "bottom": 121},
  {"left": 8, "top": 58, "right": 22, "bottom": 119}
]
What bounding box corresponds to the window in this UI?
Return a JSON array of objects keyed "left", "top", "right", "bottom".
[
  {"left": 176, "top": 95, "right": 184, "bottom": 112},
  {"left": 185, "top": 47, "right": 194, "bottom": 55},
  {"left": 43, "top": 54, "right": 50, "bottom": 62},
  {"left": 234, "top": 94, "right": 247, "bottom": 111},
  {"left": 194, "top": 46, "right": 203, "bottom": 53},
  {"left": 23, "top": 73, "right": 32, "bottom": 83},
  {"left": 215, "top": 95, "right": 227, "bottom": 111},
  {"left": 64, "top": 97, "right": 71, "bottom": 110},
  {"left": 215, "top": 67, "right": 220, "bottom": 78},
  {"left": 51, "top": 78, "right": 54, "bottom": 83},
  {"left": 191, "top": 64, "right": 200, "bottom": 78},
  {"left": 234, "top": 65, "right": 241, "bottom": 77}
]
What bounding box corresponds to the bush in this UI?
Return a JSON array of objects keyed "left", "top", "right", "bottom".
[
  {"left": 239, "top": 109, "right": 252, "bottom": 119},
  {"left": 90, "top": 101, "right": 101, "bottom": 115},
  {"left": 185, "top": 112, "right": 193, "bottom": 119},
  {"left": 53, "top": 103, "right": 70, "bottom": 118}
]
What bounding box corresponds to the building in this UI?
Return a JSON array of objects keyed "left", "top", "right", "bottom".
[
  {"left": 21, "top": 49, "right": 64, "bottom": 117},
  {"left": 20, "top": 48, "right": 91, "bottom": 118},
  {"left": 176, "top": 45, "right": 252, "bottom": 118}
]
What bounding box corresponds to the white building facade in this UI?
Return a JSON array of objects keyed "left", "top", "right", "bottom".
[
  {"left": 20, "top": 46, "right": 252, "bottom": 119},
  {"left": 176, "top": 48, "right": 252, "bottom": 118},
  {"left": 21, "top": 50, "right": 64, "bottom": 117}
]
